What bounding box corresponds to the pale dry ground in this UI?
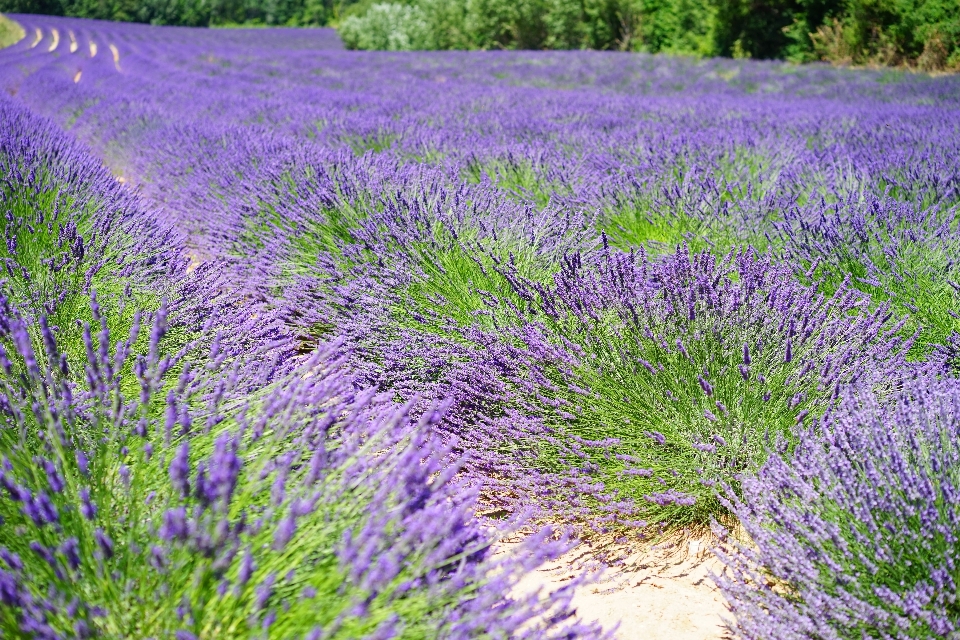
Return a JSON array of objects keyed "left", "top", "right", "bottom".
[{"left": 514, "top": 537, "right": 731, "bottom": 639}]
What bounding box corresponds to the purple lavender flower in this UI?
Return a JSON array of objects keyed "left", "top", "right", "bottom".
[
  {"left": 645, "top": 431, "right": 666, "bottom": 445},
  {"left": 698, "top": 375, "right": 713, "bottom": 396},
  {"left": 253, "top": 573, "right": 276, "bottom": 611},
  {"left": 79, "top": 487, "right": 96, "bottom": 520},
  {"left": 208, "top": 433, "right": 241, "bottom": 506},
  {"left": 717, "top": 376, "right": 960, "bottom": 638},
  {"left": 60, "top": 538, "right": 81, "bottom": 570},
  {"left": 94, "top": 529, "right": 114, "bottom": 560},
  {"left": 237, "top": 548, "right": 255, "bottom": 587},
  {"left": 169, "top": 443, "right": 190, "bottom": 499},
  {"left": 159, "top": 507, "right": 189, "bottom": 542}
]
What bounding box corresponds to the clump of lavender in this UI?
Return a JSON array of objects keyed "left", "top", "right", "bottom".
[
  {"left": 774, "top": 193, "right": 960, "bottom": 359},
  {"left": 598, "top": 144, "right": 784, "bottom": 259},
  {"left": 463, "top": 243, "right": 914, "bottom": 530},
  {"left": 715, "top": 373, "right": 960, "bottom": 639},
  {"left": 0, "top": 298, "right": 605, "bottom": 638},
  {"left": 246, "top": 156, "right": 593, "bottom": 334},
  {"left": 0, "top": 95, "right": 182, "bottom": 372}
]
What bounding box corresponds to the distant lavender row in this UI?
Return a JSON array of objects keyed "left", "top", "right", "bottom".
[{"left": 3, "top": 14, "right": 960, "bottom": 637}]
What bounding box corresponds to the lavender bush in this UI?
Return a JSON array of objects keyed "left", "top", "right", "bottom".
[
  {"left": 439, "top": 244, "right": 916, "bottom": 530},
  {"left": 0, "top": 296, "right": 600, "bottom": 638},
  {"left": 715, "top": 374, "right": 960, "bottom": 639},
  {"left": 0, "top": 90, "right": 606, "bottom": 637},
  {"left": 0, "top": 94, "right": 182, "bottom": 369},
  {"left": 774, "top": 194, "right": 960, "bottom": 358}
]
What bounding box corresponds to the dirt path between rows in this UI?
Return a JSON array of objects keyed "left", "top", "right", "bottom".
[{"left": 514, "top": 539, "right": 731, "bottom": 638}]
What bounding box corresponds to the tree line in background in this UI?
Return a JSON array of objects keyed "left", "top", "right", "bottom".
[
  {"left": 0, "top": 0, "right": 342, "bottom": 28},
  {"left": 338, "top": 0, "right": 959, "bottom": 68},
  {"left": 1, "top": 0, "right": 958, "bottom": 68}
]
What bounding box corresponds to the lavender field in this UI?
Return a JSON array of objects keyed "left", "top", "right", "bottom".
[{"left": 1, "top": 13, "right": 960, "bottom": 638}]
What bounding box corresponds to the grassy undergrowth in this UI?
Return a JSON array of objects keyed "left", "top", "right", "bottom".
[{"left": 463, "top": 157, "right": 571, "bottom": 209}]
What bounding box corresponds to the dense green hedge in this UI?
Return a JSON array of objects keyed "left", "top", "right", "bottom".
[
  {"left": 338, "top": 0, "right": 960, "bottom": 67},
  {"left": 2, "top": 0, "right": 958, "bottom": 67}
]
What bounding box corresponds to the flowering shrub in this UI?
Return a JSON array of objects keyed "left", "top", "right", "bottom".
[
  {"left": 715, "top": 374, "right": 960, "bottom": 639},
  {"left": 0, "top": 95, "right": 181, "bottom": 368},
  {"left": 774, "top": 194, "right": 960, "bottom": 359},
  {"left": 0, "top": 94, "right": 606, "bottom": 637},
  {"left": 445, "top": 244, "right": 915, "bottom": 529},
  {"left": 0, "top": 297, "right": 597, "bottom": 638}
]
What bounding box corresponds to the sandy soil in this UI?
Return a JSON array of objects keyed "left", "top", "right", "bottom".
[
  {"left": 514, "top": 538, "right": 731, "bottom": 639},
  {"left": 109, "top": 43, "right": 121, "bottom": 70}
]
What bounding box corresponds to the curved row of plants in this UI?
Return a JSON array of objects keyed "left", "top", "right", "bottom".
[{"left": 0, "top": 94, "right": 604, "bottom": 637}]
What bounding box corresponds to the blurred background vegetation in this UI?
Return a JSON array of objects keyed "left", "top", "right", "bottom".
[
  {"left": 0, "top": 12, "right": 24, "bottom": 46},
  {"left": 1, "top": 0, "right": 957, "bottom": 68}
]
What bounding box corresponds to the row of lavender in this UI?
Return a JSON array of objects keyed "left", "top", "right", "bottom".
[
  {"left": 0, "top": 21, "right": 602, "bottom": 640},
  {"left": 3, "top": 14, "right": 960, "bottom": 637}
]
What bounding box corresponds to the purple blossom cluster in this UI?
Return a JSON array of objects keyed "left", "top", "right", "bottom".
[
  {"left": 715, "top": 375, "right": 960, "bottom": 638},
  {"left": 0, "top": 295, "right": 597, "bottom": 637},
  {"left": 1, "top": 13, "right": 960, "bottom": 637}
]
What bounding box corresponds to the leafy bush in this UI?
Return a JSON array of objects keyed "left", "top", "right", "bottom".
[
  {"left": 359, "top": 240, "right": 916, "bottom": 533},
  {"left": 0, "top": 13, "right": 22, "bottom": 47},
  {"left": 4, "top": 0, "right": 960, "bottom": 66},
  {"left": 811, "top": 0, "right": 960, "bottom": 68},
  {"left": 716, "top": 374, "right": 960, "bottom": 638},
  {"left": 339, "top": 2, "right": 429, "bottom": 50}
]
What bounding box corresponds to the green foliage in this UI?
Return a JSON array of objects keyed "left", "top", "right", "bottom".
[
  {"left": 463, "top": 157, "right": 568, "bottom": 208},
  {"left": 602, "top": 206, "right": 743, "bottom": 257},
  {"left": 529, "top": 299, "right": 811, "bottom": 529},
  {"left": 0, "top": 0, "right": 360, "bottom": 26},
  {"left": 810, "top": 0, "right": 960, "bottom": 69},
  {"left": 5, "top": 0, "right": 958, "bottom": 65},
  {"left": 339, "top": 3, "right": 430, "bottom": 50},
  {"left": 396, "top": 233, "right": 556, "bottom": 336},
  {"left": 0, "top": 13, "right": 24, "bottom": 48},
  {"left": 599, "top": 146, "right": 781, "bottom": 257},
  {"left": 336, "top": 0, "right": 960, "bottom": 68},
  {"left": 628, "top": 0, "right": 717, "bottom": 55}
]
